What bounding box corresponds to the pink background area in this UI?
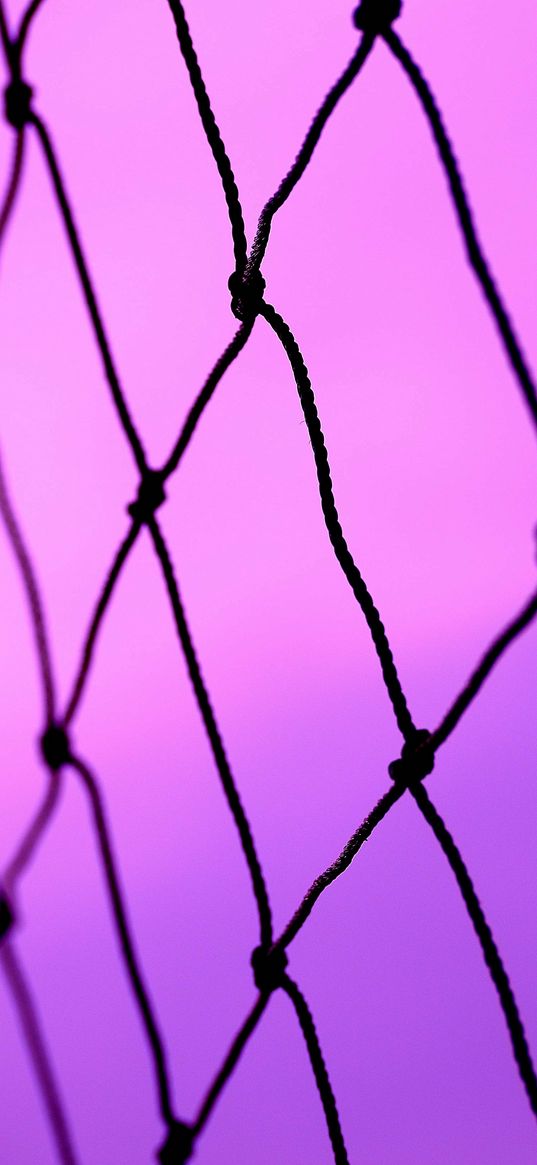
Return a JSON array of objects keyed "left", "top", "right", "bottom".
[{"left": 1, "top": 1, "right": 537, "bottom": 1161}]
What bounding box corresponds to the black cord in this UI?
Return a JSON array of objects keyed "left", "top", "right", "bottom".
[
  {"left": 412, "top": 782, "right": 537, "bottom": 1116},
  {"left": 147, "top": 514, "right": 274, "bottom": 948},
  {"left": 1, "top": 940, "right": 79, "bottom": 1165},
  {"left": 282, "top": 974, "right": 350, "bottom": 1165},
  {"left": 260, "top": 300, "right": 416, "bottom": 742},
  {"left": 68, "top": 753, "right": 180, "bottom": 1132},
  {"left": 384, "top": 28, "right": 537, "bottom": 435}
]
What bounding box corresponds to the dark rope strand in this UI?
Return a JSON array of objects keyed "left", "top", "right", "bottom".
[
  {"left": 68, "top": 753, "right": 178, "bottom": 1129},
  {"left": 0, "top": 941, "right": 79, "bottom": 1165},
  {"left": 193, "top": 993, "right": 269, "bottom": 1138},
  {"left": 260, "top": 300, "right": 415, "bottom": 741},
  {"left": 433, "top": 586, "right": 537, "bottom": 751},
  {"left": 383, "top": 28, "right": 537, "bottom": 434},
  {"left": 0, "top": 450, "right": 56, "bottom": 720},
  {"left": 0, "top": 129, "right": 25, "bottom": 252},
  {"left": 411, "top": 782, "right": 537, "bottom": 1117},
  {"left": 3, "top": 772, "right": 62, "bottom": 901},
  {"left": 28, "top": 112, "right": 148, "bottom": 473},
  {"left": 0, "top": 0, "right": 15, "bottom": 66},
  {"left": 281, "top": 974, "right": 349, "bottom": 1165},
  {"left": 16, "top": 0, "right": 48, "bottom": 60},
  {"left": 246, "top": 32, "right": 375, "bottom": 277},
  {"left": 147, "top": 515, "right": 273, "bottom": 947},
  {"left": 63, "top": 522, "right": 141, "bottom": 726},
  {"left": 162, "top": 319, "right": 253, "bottom": 480},
  {"left": 277, "top": 784, "right": 402, "bottom": 952},
  {"left": 163, "top": 0, "right": 248, "bottom": 271}
]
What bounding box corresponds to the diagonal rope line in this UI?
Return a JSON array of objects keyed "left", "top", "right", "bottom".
[
  {"left": 2, "top": 770, "right": 62, "bottom": 903},
  {"left": 192, "top": 993, "right": 270, "bottom": 1139},
  {"left": 1, "top": 939, "right": 80, "bottom": 1165},
  {"left": 63, "top": 522, "right": 140, "bottom": 726},
  {"left": 277, "top": 784, "right": 403, "bottom": 952},
  {"left": 432, "top": 586, "right": 537, "bottom": 750},
  {"left": 0, "top": 450, "right": 56, "bottom": 720},
  {"left": 411, "top": 782, "right": 537, "bottom": 1116},
  {"left": 147, "top": 514, "right": 274, "bottom": 948},
  {"left": 28, "top": 112, "right": 148, "bottom": 474},
  {"left": 164, "top": 0, "right": 248, "bottom": 272},
  {"left": 162, "top": 319, "right": 253, "bottom": 480},
  {"left": 245, "top": 30, "right": 376, "bottom": 276},
  {"left": 0, "top": 128, "right": 25, "bottom": 252},
  {"left": 282, "top": 973, "right": 350, "bottom": 1165},
  {"left": 16, "top": 0, "right": 47, "bottom": 60},
  {"left": 383, "top": 27, "right": 537, "bottom": 434},
  {"left": 68, "top": 752, "right": 180, "bottom": 1132},
  {"left": 260, "top": 299, "right": 415, "bottom": 742}
]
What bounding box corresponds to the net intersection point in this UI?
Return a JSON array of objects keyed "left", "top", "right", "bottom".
[
  {"left": 157, "top": 1119, "right": 195, "bottom": 1165},
  {"left": 4, "top": 77, "right": 33, "bottom": 129},
  {"left": 352, "top": 0, "right": 402, "bottom": 34},
  {"left": 228, "top": 267, "right": 266, "bottom": 323},
  {"left": 127, "top": 469, "right": 167, "bottom": 525},
  {"left": 40, "top": 723, "right": 71, "bottom": 772},
  {"left": 388, "top": 727, "right": 435, "bottom": 789},
  {"left": 251, "top": 943, "right": 289, "bottom": 995}
]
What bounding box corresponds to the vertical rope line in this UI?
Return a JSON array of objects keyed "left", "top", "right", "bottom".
[
  {"left": 63, "top": 523, "right": 141, "bottom": 726},
  {"left": 383, "top": 28, "right": 537, "bottom": 434},
  {"left": 260, "top": 299, "right": 415, "bottom": 742},
  {"left": 147, "top": 515, "right": 274, "bottom": 948},
  {"left": 68, "top": 754, "right": 178, "bottom": 1130},
  {"left": 0, "top": 940, "right": 79, "bottom": 1165},
  {"left": 411, "top": 782, "right": 537, "bottom": 1116}
]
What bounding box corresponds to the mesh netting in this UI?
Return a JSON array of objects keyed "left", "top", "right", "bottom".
[{"left": 0, "top": 2, "right": 536, "bottom": 1162}]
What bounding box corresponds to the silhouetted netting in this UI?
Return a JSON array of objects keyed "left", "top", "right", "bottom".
[{"left": 0, "top": 2, "right": 536, "bottom": 1162}]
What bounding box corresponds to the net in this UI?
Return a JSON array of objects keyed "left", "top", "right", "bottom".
[{"left": 0, "top": 2, "right": 535, "bottom": 1162}]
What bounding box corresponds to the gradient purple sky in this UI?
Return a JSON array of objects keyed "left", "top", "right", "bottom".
[{"left": 1, "top": 1, "right": 537, "bottom": 1161}]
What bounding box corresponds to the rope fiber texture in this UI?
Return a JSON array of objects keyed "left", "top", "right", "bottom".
[{"left": 0, "top": 0, "right": 536, "bottom": 1161}]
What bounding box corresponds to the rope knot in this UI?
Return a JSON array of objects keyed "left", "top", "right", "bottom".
[
  {"left": 4, "top": 79, "right": 34, "bottom": 130},
  {"left": 156, "top": 1120, "right": 194, "bottom": 1165},
  {"left": 0, "top": 894, "right": 15, "bottom": 942},
  {"left": 228, "top": 267, "right": 265, "bottom": 322},
  {"left": 388, "top": 728, "right": 434, "bottom": 789},
  {"left": 352, "top": 0, "right": 402, "bottom": 34},
  {"left": 251, "top": 944, "right": 288, "bottom": 995},
  {"left": 40, "top": 723, "right": 71, "bottom": 771},
  {"left": 127, "top": 470, "right": 166, "bottom": 525}
]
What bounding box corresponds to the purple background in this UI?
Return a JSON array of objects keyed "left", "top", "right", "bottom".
[{"left": 1, "top": 1, "right": 536, "bottom": 1161}]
